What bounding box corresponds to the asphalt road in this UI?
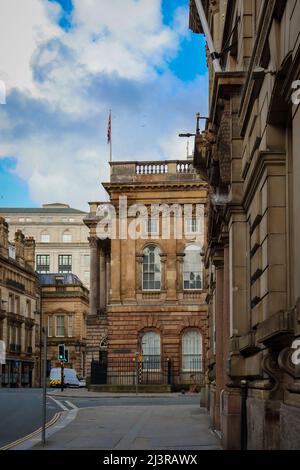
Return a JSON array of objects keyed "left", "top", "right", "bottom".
[{"left": 0, "top": 388, "right": 61, "bottom": 449}]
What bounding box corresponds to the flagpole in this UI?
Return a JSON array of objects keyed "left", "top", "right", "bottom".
[{"left": 109, "top": 109, "right": 112, "bottom": 162}]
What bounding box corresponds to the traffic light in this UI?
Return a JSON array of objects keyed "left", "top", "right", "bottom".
[
  {"left": 64, "top": 349, "right": 69, "bottom": 363},
  {"left": 58, "top": 344, "right": 65, "bottom": 361}
]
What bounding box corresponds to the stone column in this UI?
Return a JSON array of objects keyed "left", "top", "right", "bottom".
[
  {"left": 176, "top": 254, "right": 185, "bottom": 291},
  {"left": 99, "top": 244, "right": 106, "bottom": 312},
  {"left": 166, "top": 251, "right": 177, "bottom": 301},
  {"left": 223, "top": 245, "right": 230, "bottom": 377},
  {"left": 214, "top": 258, "right": 224, "bottom": 431},
  {"left": 106, "top": 253, "right": 111, "bottom": 305},
  {"left": 88, "top": 237, "right": 99, "bottom": 316},
  {"left": 111, "top": 238, "right": 121, "bottom": 303},
  {"left": 136, "top": 255, "right": 143, "bottom": 292},
  {"left": 122, "top": 234, "right": 136, "bottom": 302}
]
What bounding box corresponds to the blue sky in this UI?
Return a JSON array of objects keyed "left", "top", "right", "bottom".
[{"left": 0, "top": 0, "right": 208, "bottom": 209}]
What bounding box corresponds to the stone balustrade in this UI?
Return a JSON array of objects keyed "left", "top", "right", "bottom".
[{"left": 109, "top": 160, "right": 199, "bottom": 183}]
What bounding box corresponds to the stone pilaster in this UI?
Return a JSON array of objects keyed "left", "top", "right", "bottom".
[
  {"left": 106, "top": 253, "right": 111, "bottom": 305},
  {"left": 88, "top": 237, "right": 100, "bottom": 316},
  {"left": 214, "top": 257, "right": 224, "bottom": 431},
  {"left": 99, "top": 244, "right": 106, "bottom": 312}
]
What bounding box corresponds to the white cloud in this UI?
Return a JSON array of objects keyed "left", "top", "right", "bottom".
[
  {"left": 0, "top": 0, "right": 61, "bottom": 93},
  {"left": 0, "top": 0, "right": 208, "bottom": 210}
]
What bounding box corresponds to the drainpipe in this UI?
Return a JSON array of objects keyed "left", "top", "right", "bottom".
[
  {"left": 194, "top": 0, "right": 222, "bottom": 73},
  {"left": 240, "top": 379, "right": 248, "bottom": 450}
]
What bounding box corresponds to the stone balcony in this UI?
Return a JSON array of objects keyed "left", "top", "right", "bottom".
[{"left": 108, "top": 160, "right": 202, "bottom": 184}]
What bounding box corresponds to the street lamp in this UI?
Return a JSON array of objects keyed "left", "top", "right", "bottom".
[
  {"left": 178, "top": 113, "right": 208, "bottom": 139},
  {"left": 75, "top": 340, "right": 81, "bottom": 352}
]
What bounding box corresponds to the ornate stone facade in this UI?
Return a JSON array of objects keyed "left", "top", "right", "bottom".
[
  {"left": 84, "top": 160, "right": 209, "bottom": 387},
  {"left": 39, "top": 273, "right": 88, "bottom": 377},
  {"left": 0, "top": 218, "right": 40, "bottom": 387},
  {"left": 189, "top": 0, "right": 300, "bottom": 450},
  {"left": 0, "top": 203, "right": 90, "bottom": 288}
]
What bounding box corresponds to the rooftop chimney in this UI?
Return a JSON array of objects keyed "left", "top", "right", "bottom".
[
  {"left": 15, "top": 230, "right": 25, "bottom": 266},
  {"left": 0, "top": 217, "right": 9, "bottom": 258},
  {"left": 24, "top": 237, "right": 36, "bottom": 270}
]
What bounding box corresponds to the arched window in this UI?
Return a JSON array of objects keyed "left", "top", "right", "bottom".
[
  {"left": 182, "top": 330, "right": 202, "bottom": 371},
  {"left": 183, "top": 244, "right": 202, "bottom": 290},
  {"left": 142, "top": 245, "right": 161, "bottom": 291},
  {"left": 40, "top": 230, "right": 50, "bottom": 243},
  {"left": 62, "top": 230, "right": 72, "bottom": 243},
  {"left": 141, "top": 331, "right": 161, "bottom": 368}
]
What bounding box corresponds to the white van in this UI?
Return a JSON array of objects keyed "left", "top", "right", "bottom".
[{"left": 49, "top": 368, "right": 85, "bottom": 388}]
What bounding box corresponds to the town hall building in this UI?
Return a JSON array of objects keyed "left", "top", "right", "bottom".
[{"left": 84, "top": 159, "right": 208, "bottom": 389}]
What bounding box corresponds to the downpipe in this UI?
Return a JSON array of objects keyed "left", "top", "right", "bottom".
[{"left": 240, "top": 380, "right": 248, "bottom": 450}]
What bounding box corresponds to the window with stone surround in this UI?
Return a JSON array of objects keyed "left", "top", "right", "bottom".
[
  {"left": 26, "top": 300, "right": 31, "bottom": 318},
  {"left": 55, "top": 315, "right": 65, "bottom": 337},
  {"left": 183, "top": 244, "right": 202, "bottom": 290},
  {"left": 142, "top": 245, "right": 161, "bottom": 291},
  {"left": 67, "top": 316, "right": 73, "bottom": 337},
  {"left": 141, "top": 331, "right": 161, "bottom": 368},
  {"left": 182, "top": 330, "right": 202, "bottom": 371},
  {"left": 48, "top": 316, "right": 53, "bottom": 337},
  {"left": 40, "top": 231, "right": 50, "bottom": 243},
  {"left": 58, "top": 255, "right": 72, "bottom": 273},
  {"left": 62, "top": 230, "right": 72, "bottom": 243},
  {"left": 36, "top": 254, "right": 50, "bottom": 273}
]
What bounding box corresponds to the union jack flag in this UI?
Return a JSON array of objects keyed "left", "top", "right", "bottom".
[{"left": 107, "top": 111, "right": 111, "bottom": 144}]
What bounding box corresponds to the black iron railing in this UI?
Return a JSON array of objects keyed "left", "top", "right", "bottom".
[
  {"left": 180, "top": 355, "right": 204, "bottom": 385},
  {"left": 91, "top": 356, "right": 172, "bottom": 386}
]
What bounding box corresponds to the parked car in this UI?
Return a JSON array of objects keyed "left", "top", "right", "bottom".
[{"left": 49, "top": 368, "right": 85, "bottom": 388}]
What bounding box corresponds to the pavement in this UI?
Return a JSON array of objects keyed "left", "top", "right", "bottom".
[
  {"left": 33, "top": 396, "right": 220, "bottom": 450},
  {"left": 0, "top": 388, "right": 221, "bottom": 450}
]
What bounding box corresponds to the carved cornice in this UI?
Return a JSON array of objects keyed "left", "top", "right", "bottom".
[
  {"left": 103, "top": 181, "right": 208, "bottom": 194},
  {"left": 210, "top": 72, "right": 245, "bottom": 126},
  {"left": 239, "top": 0, "right": 277, "bottom": 136}
]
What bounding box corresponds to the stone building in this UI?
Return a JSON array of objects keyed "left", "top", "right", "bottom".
[
  {"left": 39, "top": 273, "right": 88, "bottom": 378},
  {"left": 0, "top": 218, "right": 40, "bottom": 387},
  {"left": 84, "top": 160, "right": 208, "bottom": 387},
  {"left": 189, "top": 0, "right": 300, "bottom": 450},
  {"left": 0, "top": 203, "right": 90, "bottom": 288}
]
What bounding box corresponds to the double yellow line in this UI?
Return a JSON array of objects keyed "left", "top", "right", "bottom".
[{"left": 0, "top": 412, "right": 61, "bottom": 451}]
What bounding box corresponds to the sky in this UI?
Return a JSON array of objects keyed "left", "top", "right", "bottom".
[{"left": 0, "top": 0, "right": 208, "bottom": 210}]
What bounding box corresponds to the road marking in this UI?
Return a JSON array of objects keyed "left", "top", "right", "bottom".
[
  {"left": 47, "top": 395, "right": 69, "bottom": 411},
  {"left": 65, "top": 400, "right": 78, "bottom": 410},
  {"left": 0, "top": 412, "right": 61, "bottom": 451}
]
